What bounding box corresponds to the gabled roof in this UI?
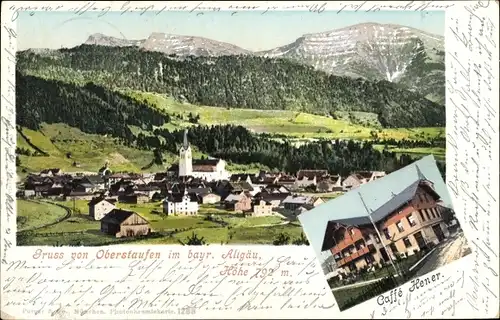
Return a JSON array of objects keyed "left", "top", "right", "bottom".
[
  {"left": 101, "top": 209, "right": 144, "bottom": 225},
  {"left": 299, "top": 156, "right": 450, "bottom": 253}
]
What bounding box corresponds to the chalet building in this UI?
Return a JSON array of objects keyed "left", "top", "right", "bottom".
[
  {"left": 100, "top": 209, "right": 150, "bottom": 238},
  {"left": 251, "top": 199, "right": 274, "bottom": 217},
  {"left": 88, "top": 198, "right": 116, "bottom": 220},
  {"left": 342, "top": 171, "right": 386, "bottom": 190},
  {"left": 162, "top": 190, "right": 199, "bottom": 215},
  {"left": 118, "top": 192, "right": 150, "bottom": 204},
  {"left": 224, "top": 191, "right": 253, "bottom": 212},
  {"left": 200, "top": 193, "right": 221, "bottom": 204},
  {"left": 321, "top": 167, "right": 449, "bottom": 274},
  {"left": 283, "top": 195, "right": 324, "bottom": 212},
  {"left": 317, "top": 175, "right": 343, "bottom": 192}
]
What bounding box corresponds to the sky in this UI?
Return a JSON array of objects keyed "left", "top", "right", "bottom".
[
  {"left": 298, "top": 155, "right": 452, "bottom": 262},
  {"left": 17, "top": 10, "right": 444, "bottom": 51}
]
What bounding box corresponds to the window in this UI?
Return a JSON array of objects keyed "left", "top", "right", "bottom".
[
  {"left": 403, "top": 237, "right": 412, "bottom": 248},
  {"left": 396, "top": 221, "right": 405, "bottom": 233},
  {"left": 383, "top": 228, "right": 391, "bottom": 240},
  {"left": 419, "top": 210, "right": 425, "bottom": 221},
  {"left": 407, "top": 214, "right": 417, "bottom": 227},
  {"left": 424, "top": 209, "right": 430, "bottom": 220},
  {"left": 435, "top": 207, "right": 441, "bottom": 217},
  {"left": 350, "top": 228, "right": 355, "bottom": 236},
  {"left": 374, "top": 234, "right": 381, "bottom": 243}
]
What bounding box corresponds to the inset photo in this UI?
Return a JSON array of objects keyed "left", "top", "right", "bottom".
[{"left": 299, "top": 155, "right": 471, "bottom": 311}]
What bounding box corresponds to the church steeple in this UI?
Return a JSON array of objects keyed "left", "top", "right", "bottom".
[{"left": 179, "top": 129, "right": 192, "bottom": 177}]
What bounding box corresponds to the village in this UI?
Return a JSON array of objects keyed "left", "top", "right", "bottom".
[{"left": 16, "top": 131, "right": 387, "bottom": 242}]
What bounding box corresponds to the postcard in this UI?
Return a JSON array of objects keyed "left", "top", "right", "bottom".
[{"left": 1, "top": 1, "right": 498, "bottom": 319}]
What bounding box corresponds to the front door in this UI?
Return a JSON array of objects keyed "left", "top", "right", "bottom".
[
  {"left": 379, "top": 248, "right": 389, "bottom": 262},
  {"left": 432, "top": 224, "right": 445, "bottom": 242},
  {"left": 413, "top": 231, "right": 427, "bottom": 249}
]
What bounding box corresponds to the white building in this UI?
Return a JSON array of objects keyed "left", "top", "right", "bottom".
[
  {"left": 178, "top": 129, "right": 230, "bottom": 181},
  {"left": 88, "top": 198, "right": 116, "bottom": 221},
  {"left": 162, "top": 189, "right": 199, "bottom": 216}
]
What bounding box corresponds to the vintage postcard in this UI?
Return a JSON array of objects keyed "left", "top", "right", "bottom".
[
  {"left": 299, "top": 155, "right": 471, "bottom": 311},
  {"left": 1, "top": 1, "right": 498, "bottom": 319}
]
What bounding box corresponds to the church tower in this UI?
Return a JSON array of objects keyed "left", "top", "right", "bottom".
[{"left": 179, "top": 129, "right": 193, "bottom": 177}]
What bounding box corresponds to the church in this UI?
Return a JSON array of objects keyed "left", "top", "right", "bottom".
[{"left": 175, "top": 129, "right": 230, "bottom": 182}]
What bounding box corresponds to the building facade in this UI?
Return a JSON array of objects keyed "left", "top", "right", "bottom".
[
  {"left": 322, "top": 178, "right": 449, "bottom": 273},
  {"left": 162, "top": 190, "right": 199, "bottom": 215},
  {"left": 88, "top": 198, "right": 116, "bottom": 220}
]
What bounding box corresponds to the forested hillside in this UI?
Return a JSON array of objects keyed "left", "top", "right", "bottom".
[
  {"left": 15, "top": 73, "right": 430, "bottom": 175},
  {"left": 17, "top": 45, "right": 445, "bottom": 128},
  {"left": 16, "top": 72, "right": 170, "bottom": 140}
]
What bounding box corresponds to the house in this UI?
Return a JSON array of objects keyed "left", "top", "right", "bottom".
[
  {"left": 295, "top": 204, "right": 315, "bottom": 216},
  {"left": 163, "top": 190, "right": 199, "bottom": 215},
  {"left": 216, "top": 181, "right": 254, "bottom": 199},
  {"left": 200, "top": 193, "right": 221, "bottom": 204},
  {"left": 229, "top": 174, "right": 254, "bottom": 185},
  {"left": 283, "top": 195, "right": 324, "bottom": 211},
  {"left": 64, "top": 191, "right": 95, "bottom": 201},
  {"left": 342, "top": 171, "right": 386, "bottom": 190},
  {"left": 276, "top": 175, "right": 297, "bottom": 188},
  {"left": 320, "top": 167, "right": 449, "bottom": 274},
  {"left": 295, "top": 170, "right": 328, "bottom": 188},
  {"left": 254, "top": 187, "right": 290, "bottom": 208},
  {"left": 223, "top": 191, "right": 253, "bottom": 212},
  {"left": 118, "top": 192, "right": 150, "bottom": 204},
  {"left": 40, "top": 168, "right": 62, "bottom": 177},
  {"left": 85, "top": 175, "right": 106, "bottom": 191},
  {"left": 100, "top": 209, "right": 150, "bottom": 238},
  {"left": 134, "top": 184, "right": 162, "bottom": 199},
  {"left": 88, "top": 198, "right": 116, "bottom": 220},
  {"left": 316, "top": 175, "right": 343, "bottom": 192},
  {"left": 251, "top": 199, "right": 274, "bottom": 217}
]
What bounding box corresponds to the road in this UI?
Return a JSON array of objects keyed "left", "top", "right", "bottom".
[{"left": 414, "top": 231, "right": 469, "bottom": 278}]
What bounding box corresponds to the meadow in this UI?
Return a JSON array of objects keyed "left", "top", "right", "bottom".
[
  {"left": 17, "top": 200, "right": 302, "bottom": 246},
  {"left": 126, "top": 90, "right": 445, "bottom": 143}
]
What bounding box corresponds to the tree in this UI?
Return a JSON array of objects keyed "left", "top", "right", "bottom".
[
  {"left": 185, "top": 232, "right": 206, "bottom": 245},
  {"left": 292, "top": 233, "right": 310, "bottom": 245},
  {"left": 273, "top": 232, "right": 290, "bottom": 246}
]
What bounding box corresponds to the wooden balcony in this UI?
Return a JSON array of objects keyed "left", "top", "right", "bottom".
[
  {"left": 331, "top": 229, "right": 366, "bottom": 255},
  {"left": 335, "top": 246, "right": 371, "bottom": 267}
]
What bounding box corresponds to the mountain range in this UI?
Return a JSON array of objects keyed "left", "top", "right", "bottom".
[{"left": 82, "top": 23, "right": 445, "bottom": 104}]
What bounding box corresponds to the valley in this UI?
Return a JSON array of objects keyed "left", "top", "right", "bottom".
[{"left": 14, "top": 21, "right": 447, "bottom": 247}]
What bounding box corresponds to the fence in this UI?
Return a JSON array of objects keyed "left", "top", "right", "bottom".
[{"left": 338, "top": 275, "right": 400, "bottom": 310}]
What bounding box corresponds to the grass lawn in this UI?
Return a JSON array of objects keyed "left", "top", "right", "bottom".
[{"left": 17, "top": 200, "right": 68, "bottom": 232}]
